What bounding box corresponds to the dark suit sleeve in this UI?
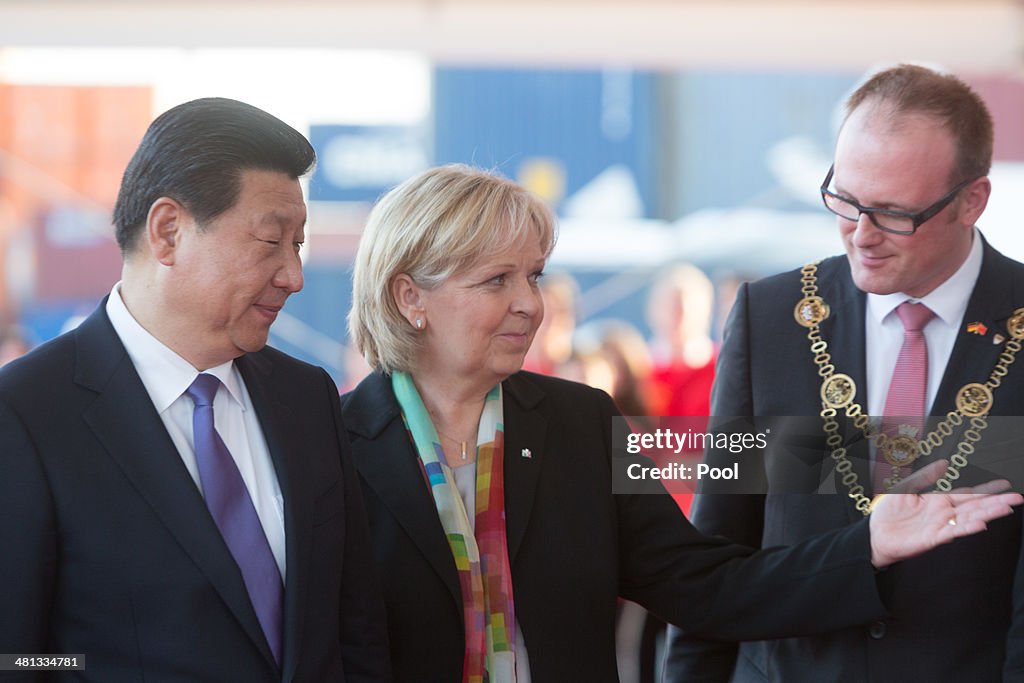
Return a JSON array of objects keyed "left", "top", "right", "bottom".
[
  {"left": 0, "top": 397, "right": 57, "bottom": 681},
  {"left": 1004, "top": 516, "right": 1024, "bottom": 681},
  {"left": 618, "top": 484, "right": 882, "bottom": 639},
  {"left": 322, "top": 371, "right": 392, "bottom": 683},
  {"left": 611, "top": 367, "right": 885, "bottom": 644}
]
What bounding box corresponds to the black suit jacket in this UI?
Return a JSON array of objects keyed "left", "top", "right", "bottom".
[
  {"left": 665, "top": 238, "right": 1024, "bottom": 683},
  {"left": 342, "top": 370, "right": 896, "bottom": 683},
  {"left": 0, "top": 303, "right": 390, "bottom": 682}
]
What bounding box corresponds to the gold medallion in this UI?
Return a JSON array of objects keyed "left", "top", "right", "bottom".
[
  {"left": 882, "top": 433, "right": 919, "bottom": 468},
  {"left": 798, "top": 261, "right": 1021, "bottom": 514},
  {"left": 956, "top": 382, "right": 993, "bottom": 417},
  {"left": 821, "top": 373, "right": 856, "bottom": 409},
  {"left": 1007, "top": 308, "right": 1024, "bottom": 340},
  {"left": 794, "top": 296, "right": 830, "bottom": 327}
]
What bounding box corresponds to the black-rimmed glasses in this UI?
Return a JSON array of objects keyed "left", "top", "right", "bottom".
[{"left": 820, "top": 164, "right": 976, "bottom": 236}]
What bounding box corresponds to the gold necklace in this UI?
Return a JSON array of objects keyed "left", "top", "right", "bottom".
[
  {"left": 435, "top": 427, "right": 473, "bottom": 461},
  {"left": 794, "top": 261, "right": 1024, "bottom": 515}
]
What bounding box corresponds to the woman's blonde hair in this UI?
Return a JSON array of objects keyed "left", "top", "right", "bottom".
[{"left": 349, "top": 164, "right": 557, "bottom": 374}]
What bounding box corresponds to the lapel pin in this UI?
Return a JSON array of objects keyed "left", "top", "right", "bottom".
[
  {"left": 994, "top": 333, "right": 1006, "bottom": 345},
  {"left": 521, "top": 448, "right": 532, "bottom": 459},
  {"left": 966, "top": 322, "right": 988, "bottom": 336}
]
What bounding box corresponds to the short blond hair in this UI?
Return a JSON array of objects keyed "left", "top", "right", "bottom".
[{"left": 349, "top": 164, "right": 557, "bottom": 374}]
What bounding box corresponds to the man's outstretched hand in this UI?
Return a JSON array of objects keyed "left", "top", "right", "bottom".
[{"left": 869, "top": 459, "right": 1023, "bottom": 568}]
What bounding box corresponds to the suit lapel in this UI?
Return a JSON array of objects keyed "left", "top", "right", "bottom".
[
  {"left": 75, "top": 307, "right": 276, "bottom": 670},
  {"left": 817, "top": 259, "right": 871, "bottom": 505},
  {"left": 501, "top": 374, "right": 548, "bottom": 564},
  {"left": 346, "top": 373, "right": 551, "bottom": 599},
  {"left": 819, "top": 259, "right": 869, "bottom": 402},
  {"left": 345, "top": 374, "right": 462, "bottom": 605},
  {"left": 236, "top": 353, "right": 304, "bottom": 681},
  {"left": 933, "top": 240, "right": 1016, "bottom": 416}
]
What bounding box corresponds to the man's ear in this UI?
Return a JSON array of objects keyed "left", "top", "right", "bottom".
[
  {"left": 391, "top": 273, "right": 426, "bottom": 325},
  {"left": 957, "top": 176, "right": 991, "bottom": 228},
  {"left": 146, "top": 197, "right": 188, "bottom": 266}
]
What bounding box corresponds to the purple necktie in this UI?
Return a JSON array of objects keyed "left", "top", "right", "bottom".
[
  {"left": 186, "top": 373, "right": 283, "bottom": 666},
  {"left": 876, "top": 302, "right": 935, "bottom": 493}
]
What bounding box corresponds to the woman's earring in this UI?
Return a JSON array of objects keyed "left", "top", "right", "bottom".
[{"left": 415, "top": 318, "right": 423, "bottom": 329}]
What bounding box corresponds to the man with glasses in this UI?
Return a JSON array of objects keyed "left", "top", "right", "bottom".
[{"left": 664, "top": 64, "right": 1024, "bottom": 682}]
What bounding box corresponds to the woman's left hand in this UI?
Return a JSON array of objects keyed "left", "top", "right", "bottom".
[{"left": 868, "top": 459, "right": 1023, "bottom": 568}]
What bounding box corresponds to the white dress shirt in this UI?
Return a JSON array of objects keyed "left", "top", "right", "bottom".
[
  {"left": 106, "top": 283, "right": 287, "bottom": 578},
  {"left": 864, "top": 229, "right": 983, "bottom": 418}
]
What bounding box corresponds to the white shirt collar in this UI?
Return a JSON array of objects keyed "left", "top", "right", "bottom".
[
  {"left": 105, "top": 282, "right": 246, "bottom": 413},
  {"left": 867, "top": 228, "right": 983, "bottom": 328}
]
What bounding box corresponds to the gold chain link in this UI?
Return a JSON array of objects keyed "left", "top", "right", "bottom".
[{"left": 799, "top": 262, "right": 1021, "bottom": 514}]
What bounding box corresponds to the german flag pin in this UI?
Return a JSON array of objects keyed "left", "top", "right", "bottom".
[{"left": 966, "top": 322, "right": 988, "bottom": 336}]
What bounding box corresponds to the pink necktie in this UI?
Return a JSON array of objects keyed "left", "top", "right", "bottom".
[{"left": 875, "top": 302, "right": 935, "bottom": 493}]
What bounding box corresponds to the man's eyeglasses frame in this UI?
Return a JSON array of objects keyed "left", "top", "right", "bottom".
[{"left": 820, "top": 164, "right": 977, "bottom": 236}]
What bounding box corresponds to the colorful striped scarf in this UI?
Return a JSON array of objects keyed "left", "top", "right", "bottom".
[{"left": 392, "top": 372, "right": 517, "bottom": 683}]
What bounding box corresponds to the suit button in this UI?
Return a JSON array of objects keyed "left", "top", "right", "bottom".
[{"left": 868, "top": 621, "right": 886, "bottom": 639}]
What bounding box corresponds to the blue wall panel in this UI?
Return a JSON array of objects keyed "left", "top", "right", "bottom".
[
  {"left": 672, "top": 71, "right": 859, "bottom": 215},
  {"left": 433, "top": 67, "right": 659, "bottom": 218}
]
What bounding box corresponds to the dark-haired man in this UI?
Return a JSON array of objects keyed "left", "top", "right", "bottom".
[
  {"left": 0, "top": 98, "right": 389, "bottom": 682},
  {"left": 665, "top": 65, "right": 1024, "bottom": 682}
]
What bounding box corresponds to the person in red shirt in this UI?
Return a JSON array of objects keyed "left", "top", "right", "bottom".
[{"left": 646, "top": 263, "right": 717, "bottom": 418}]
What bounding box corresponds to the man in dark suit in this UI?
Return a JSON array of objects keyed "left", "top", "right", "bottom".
[
  {"left": 0, "top": 98, "right": 389, "bottom": 682},
  {"left": 664, "top": 64, "right": 1024, "bottom": 683}
]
